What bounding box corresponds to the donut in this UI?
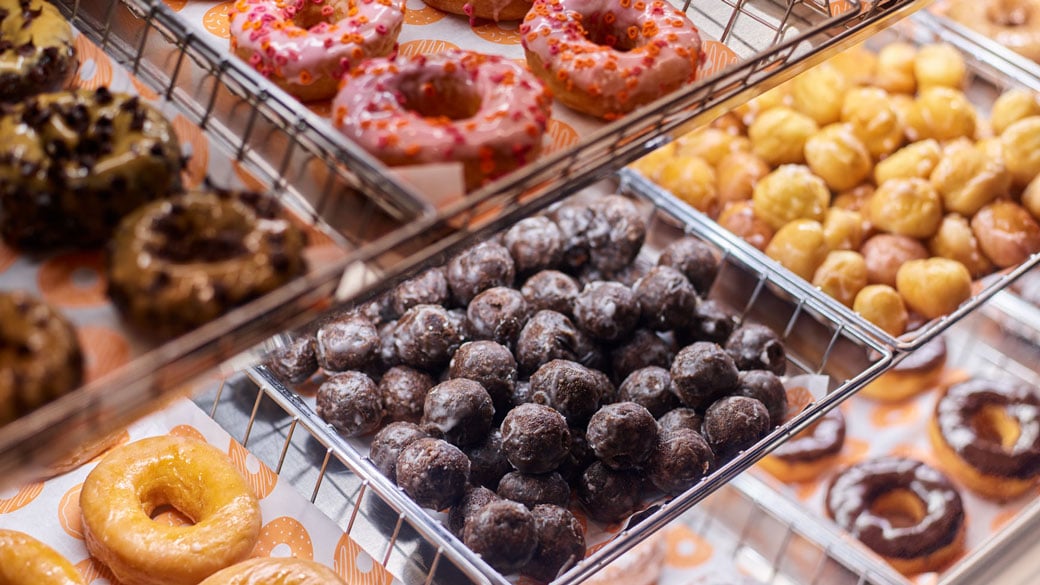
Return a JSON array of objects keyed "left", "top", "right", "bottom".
[
  {"left": 198, "top": 558, "right": 346, "bottom": 585},
  {"left": 929, "top": 379, "right": 1040, "bottom": 501},
  {"left": 106, "top": 188, "right": 308, "bottom": 338},
  {"left": 860, "top": 336, "right": 947, "bottom": 402},
  {"left": 946, "top": 0, "right": 1040, "bottom": 62},
  {"left": 0, "top": 290, "right": 83, "bottom": 426},
  {"left": 520, "top": 0, "right": 702, "bottom": 119},
  {"left": 422, "top": 0, "right": 531, "bottom": 21},
  {"left": 79, "top": 435, "right": 262, "bottom": 585},
  {"left": 0, "top": 88, "right": 183, "bottom": 249},
  {"left": 228, "top": 0, "right": 405, "bottom": 102},
  {"left": 0, "top": 0, "right": 77, "bottom": 103},
  {"left": 826, "top": 456, "right": 965, "bottom": 575},
  {"left": 758, "top": 408, "right": 845, "bottom": 483},
  {"left": 332, "top": 49, "right": 552, "bottom": 192},
  {"left": 0, "top": 529, "right": 83, "bottom": 585}
]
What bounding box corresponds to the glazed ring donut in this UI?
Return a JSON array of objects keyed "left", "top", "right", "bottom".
[
  {"left": 758, "top": 408, "right": 845, "bottom": 483},
  {"left": 80, "top": 436, "right": 263, "bottom": 585},
  {"left": 229, "top": 0, "right": 405, "bottom": 102},
  {"left": 0, "top": 529, "right": 83, "bottom": 585},
  {"left": 826, "top": 456, "right": 965, "bottom": 575},
  {"left": 0, "top": 0, "right": 77, "bottom": 103},
  {"left": 929, "top": 379, "right": 1040, "bottom": 501},
  {"left": 0, "top": 88, "right": 183, "bottom": 249},
  {"left": 520, "top": 0, "right": 702, "bottom": 120},
  {"left": 422, "top": 0, "right": 531, "bottom": 21},
  {"left": 106, "top": 188, "right": 308, "bottom": 338},
  {"left": 198, "top": 558, "right": 346, "bottom": 585},
  {"left": 946, "top": 0, "right": 1040, "bottom": 62},
  {"left": 333, "top": 49, "right": 552, "bottom": 192},
  {"left": 0, "top": 290, "right": 83, "bottom": 426},
  {"left": 860, "top": 336, "right": 947, "bottom": 402}
]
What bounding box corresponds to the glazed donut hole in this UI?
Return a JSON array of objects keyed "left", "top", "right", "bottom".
[
  {"left": 748, "top": 106, "right": 819, "bottom": 166},
  {"left": 628, "top": 143, "right": 676, "bottom": 182},
  {"left": 913, "top": 43, "right": 968, "bottom": 90},
  {"left": 896, "top": 257, "right": 973, "bottom": 319},
  {"left": 868, "top": 177, "right": 944, "bottom": 239},
  {"left": 812, "top": 250, "right": 868, "bottom": 307},
  {"left": 674, "top": 127, "right": 750, "bottom": 165},
  {"left": 991, "top": 89, "right": 1040, "bottom": 135},
  {"left": 764, "top": 219, "right": 830, "bottom": 281},
  {"left": 832, "top": 184, "right": 875, "bottom": 213},
  {"left": 874, "top": 42, "right": 918, "bottom": 94},
  {"left": 930, "top": 139, "right": 1011, "bottom": 216},
  {"left": 790, "top": 64, "right": 850, "bottom": 126},
  {"left": 970, "top": 200, "right": 1040, "bottom": 268},
  {"left": 1022, "top": 173, "right": 1040, "bottom": 219},
  {"left": 716, "top": 150, "right": 769, "bottom": 205},
  {"left": 828, "top": 43, "right": 878, "bottom": 86},
  {"left": 874, "top": 139, "right": 942, "bottom": 184},
  {"left": 929, "top": 213, "right": 995, "bottom": 278},
  {"left": 841, "top": 87, "right": 905, "bottom": 158},
  {"left": 751, "top": 164, "right": 830, "bottom": 229},
  {"left": 804, "top": 123, "right": 873, "bottom": 192},
  {"left": 823, "top": 207, "right": 867, "bottom": 251},
  {"left": 854, "top": 284, "right": 909, "bottom": 336},
  {"left": 654, "top": 155, "right": 720, "bottom": 218},
  {"left": 905, "top": 87, "right": 977, "bottom": 142},
  {"left": 861, "top": 233, "right": 930, "bottom": 287},
  {"left": 718, "top": 201, "right": 774, "bottom": 251},
  {"left": 1000, "top": 115, "right": 1040, "bottom": 186}
]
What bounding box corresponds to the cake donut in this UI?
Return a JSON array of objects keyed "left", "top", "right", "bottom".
[
  {"left": 759, "top": 408, "right": 845, "bottom": 483},
  {"left": 860, "top": 336, "right": 947, "bottom": 402},
  {"left": 946, "top": 0, "right": 1040, "bottom": 62},
  {"left": 0, "top": 88, "right": 183, "bottom": 249},
  {"left": 826, "top": 456, "right": 965, "bottom": 575},
  {"left": 229, "top": 0, "right": 405, "bottom": 102},
  {"left": 0, "top": 0, "right": 77, "bottom": 103},
  {"left": 80, "top": 436, "right": 263, "bottom": 585},
  {"left": 0, "top": 290, "right": 83, "bottom": 426},
  {"left": 333, "top": 49, "right": 552, "bottom": 191},
  {"left": 0, "top": 529, "right": 83, "bottom": 585},
  {"left": 929, "top": 379, "right": 1040, "bottom": 501},
  {"left": 106, "top": 188, "right": 308, "bottom": 338},
  {"left": 198, "top": 558, "right": 346, "bottom": 584},
  {"left": 521, "top": 0, "right": 702, "bottom": 119}
]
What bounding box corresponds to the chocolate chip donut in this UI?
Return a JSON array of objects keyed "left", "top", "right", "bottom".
[
  {"left": 0, "top": 89, "right": 183, "bottom": 249},
  {"left": 107, "top": 189, "right": 307, "bottom": 338},
  {"left": 0, "top": 0, "right": 77, "bottom": 103}
]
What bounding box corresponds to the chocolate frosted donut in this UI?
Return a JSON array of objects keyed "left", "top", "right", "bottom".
[
  {"left": 315, "top": 314, "right": 379, "bottom": 372},
  {"left": 725, "top": 323, "right": 787, "bottom": 376},
  {"left": 500, "top": 403, "right": 571, "bottom": 474},
  {"left": 465, "top": 429, "right": 513, "bottom": 490},
  {"left": 648, "top": 428, "right": 715, "bottom": 494},
  {"left": 529, "top": 359, "right": 612, "bottom": 425},
  {"left": 702, "top": 396, "right": 771, "bottom": 461},
  {"left": 670, "top": 342, "right": 739, "bottom": 409},
  {"left": 657, "top": 408, "right": 704, "bottom": 435},
  {"left": 734, "top": 370, "right": 788, "bottom": 428},
  {"left": 379, "top": 365, "right": 434, "bottom": 423},
  {"left": 449, "top": 485, "right": 499, "bottom": 537},
  {"left": 610, "top": 329, "right": 676, "bottom": 383},
  {"left": 504, "top": 216, "right": 564, "bottom": 275},
  {"left": 370, "top": 421, "right": 428, "bottom": 483},
  {"left": 421, "top": 378, "right": 494, "bottom": 447},
  {"left": 577, "top": 461, "right": 641, "bottom": 523},
  {"left": 523, "top": 504, "right": 586, "bottom": 582},
  {"left": 520, "top": 270, "right": 580, "bottom": 316},
  {"left": 586, "top": 195, "right": 647, "bottom": 272},
  {"left": 1, "top": 89, "right": 183, "bottom": 249},
  {"left": 463, "top": 500, "right": 538, "bottom": 574},
  {"left": 449, "top": 340, "right": 517, "bottom": 415},
  {"left": 686, "top": 299, "right": 739, "bottom": 345},
  {"left": 515, "top": 310, "right": 601, "bottom": 375},
  {"left": 392, "top": 304, "right": 463, "bottom": 371},
  {"left": 771, "top": 408, "right": 845, "bottom": 463},
  {"left": 586, "top": 401, "right": 659, "bottom": 470},
  {"left": 634, "top": 266, "right": 699, "bottom": 331},
  {"left": 107, "top": 189, "right": 307, "bottom": 338},
  {"left": 396, "top": 437, "right": 470, "bottom": 510},
  {"left": 658, "top": 236, "right": 720, "bottom": 295},
  {"left": 0, "top": 291, "right": 83, "bottom": 425},
  {"left": 573, "top": 281, "right": 640, "bottom": 342},
  {"left": 446, "top": 241, "right": 516, "bottom": 306},
  {"left": 497, "top": 471, "right": 571, "bottom": 509},
  {"left": 265, "top": 334, "right": 317, "bottom": 384},
  {"left": 619, "top": 366, "right": 679, "bottom": 418},
  {"left": 466, "top": 286, "right": 529, "bottom": 347},
  {"left": 0, "top": 0, "right": 76, "bottom": 103},
  {"left": 390, "top": 268, "right": 450, "bottom": 317},
  {"left": 316, "top": 371, "right": 383, "bottom": 437}
]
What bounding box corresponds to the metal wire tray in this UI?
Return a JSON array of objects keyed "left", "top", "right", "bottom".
[{"left": 622, "top": 11, "right": 1040, "bottom": 354}]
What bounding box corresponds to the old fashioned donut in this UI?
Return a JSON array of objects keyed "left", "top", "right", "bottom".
[
  {"left": 80, "top": 436, "right": 263, "bottom": 585},
  {"left": 0, "top": 290, "right": 83, "bottom": 426},
  {"left": 333, "top": 49, "right": 552, "bottom": 191},
  {"left": 929, "top": 379, "right": 1040, "bottom": 501},
  {"left": 826, "top": 456, "right": 965, "bottom": 575},
  {"left": 106, "top": 188, "right": 308, "bottom": 338},
  {"left": 0, "top": 529, "right": 83, "bottom": 585},
  {"left": 759, "top": 408, "right": 845, "bottom": 483},
  {"left": 946, "top": 0, "right": 1040, "bottom": 62},
  {"left": 199, "top": 558, "right": 346, "bottom": 585},
  {"left": 422, "top": 0, "right": 531, "bottom": 21},
  {"left": 0, "top": 88, "right": 183, "bottom": 249},
  {"left": 229, "top": 0, "right": 405, "bottom": 102},
  {"left": 521, "top": 0, "right": 702, "bottom": 119},
  {"left": 860, "top": 336, "right": 947, "bottom": 402},
  {"left": 0, "top": 0, "right": 77, "bottom": 103}
]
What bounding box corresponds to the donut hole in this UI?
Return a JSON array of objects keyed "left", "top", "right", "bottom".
[
  {"left": 582, "top": 20, "right": 643, "bottom": 52},
  {"left": 398, "top": 74, "right": 482, "bottom": 120},
  {"left": 291, "top": 0, "right": 350, "bottom": 30},
  {"left": 148, "top": 202, "right": 251, "bottom": 263},
  {"left": 870, "top": 489, "right": 926, "bottom": 528},
  {"left": 972, "top": 404, "right": 1021, "bottom": 450}
]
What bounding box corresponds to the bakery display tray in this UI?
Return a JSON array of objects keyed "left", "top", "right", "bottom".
[{"left": 622, "top": 11, "right": 1040, "bottom": 354}]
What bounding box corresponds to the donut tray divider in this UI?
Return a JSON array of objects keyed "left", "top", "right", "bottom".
[
  {"left": 622, "top": 10, "right": 1040, "bottom": 356},
  {"left": 226, "top": 182, "right": 896, "bottom": 585}
]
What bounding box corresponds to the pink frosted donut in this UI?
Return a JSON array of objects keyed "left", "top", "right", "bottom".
[
  {"left": 520, "top": 0, "right": 702, "bottom": 119},
  {"left": 332, "top": 50, "right": 553, "bottom": 191},
  {"left": 229, "top": 0, "right": 405, "bottom": 102}
]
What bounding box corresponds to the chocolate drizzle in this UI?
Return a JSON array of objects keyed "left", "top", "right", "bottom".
[{"left": 0, "top": 0, "right": 77, "bottom": 103}]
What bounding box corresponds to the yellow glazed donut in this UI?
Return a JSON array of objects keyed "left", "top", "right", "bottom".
[
  {"left": 80, "top": 436, "right": 262, "bottom": 585},
  {"left": 654, "top": 155, "right": 719, "bottom": 218},
  {"left": 874, "top": 42, "right": 917, "bottom": 94},
  {"left": 868, "top": 178, "right": 943, "bottom": 239},
  {"left": 1022, "top": 172, "right": 1040, "bottom": 219},
  {"left": 929, "top": 139, "right": 1011, "bottom": 216},
  {"left": 874, "top": 139, "right": 942, "bottom": 184},
  {"left": 198, "top": 558, "right": 346, "bottom": 585},
  {"left": 1000, "top": 115, "right": 1040, "bottom": 186},
  {"left": 751, "top": 164, "right": 829, "bottom": 229},
  {"left": 896, "top": 258, "right": 972, "bottom": 319},
  {"left": 804, "top": 123, "right": 873, "bottom": 192},
  {"left": 828, "top": 43, "right": 878, "bottom": 86},
  {"left": 790, "top": 64, "right": 849, "bottom": 126},
  {"left": 748, "top": 107, "right": 819, "bottom": 166},
  {"left": 854, "top": 284, "right": 908, "bottom": 336},
  {"left": 990, "top": 89, "right": 1040, "bottom": 135},
  {"left": 812, "top": 250, "right": 868, "bottom": 307},
  {"left": 913, "top": 44, "right": 967, "bottom": 90},
  {"left": 905, "top": 87, "right": 977, "bottom": 142},
  {"left": 765, "top": 219, "right": 830, "bottom": 281},
  {"left": 0, "top": 529, "right": 83, "bottom": 585},
  {"left": 841, "top": 87, "right": 905, "bottom": 158}
]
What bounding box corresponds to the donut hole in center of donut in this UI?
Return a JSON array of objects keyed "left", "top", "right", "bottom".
[
  {"left": 972, "top": 404, "right": 1021, "bottom": 450},
  {"left": 148, "top": 503, "right": 195, "bottom": 527},
  {"left": 582, "top": 19, "right": 642, "bottom": 52},
  {"left": 291, "top": 0, "right": 350, "bottom": 30},
  {"left": 398, "top": 75, "right": 481, "bottom": 121},
  {"left": 870, "top": 489, "right": 926, "bottom": 528},
  {"left": 148, "top": 202, "right": 251, "bottom": 264}
]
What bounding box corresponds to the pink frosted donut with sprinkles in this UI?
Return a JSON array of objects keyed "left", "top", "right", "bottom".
[
  {"left": 520, "top": 0, "right": 702, "bottom": 119},
  {"left": 229, "top": 0, "right": 405, "bottom": 102},
  {"left": 332, "top": 50, "right": 553, "bottom": 192}
]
